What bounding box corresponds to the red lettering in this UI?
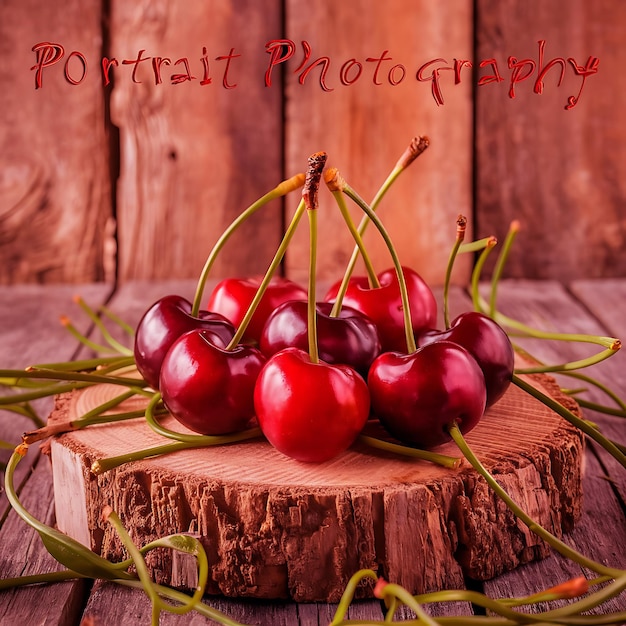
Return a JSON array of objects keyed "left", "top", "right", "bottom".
[
  {"left": 171, "top": 57, "right": 196, "bottom": 84},
  {"left": 101, "top": 57, "right": 119, "bottom": 86},
  {"left": 340, "top": 59, "right": 362, "bottom": 85},
  {"left": 216, "top": 48, "right": 240, "bottom": 89},
  {"left": 265, "top": 39, "right": 296, "bottom": 87},
  {"left": 200, "top": 46, "right": 211, "bottom": 85},
  {"left": 31, "top": 42, "right": 64, "bottom": 89},
  {"left": 454, "top": 59, "right": 473, "bottom": 84},
  {"left": 122, "top": 49, "right": 151, "bottom": 83},
  {"left": 477, "top": 58, "right": 504, "bottom": 86},
  {"left": 64, "top": 50, "right": 87, "bottom": 85},
  {"left": 416, "top": 58, "right": 453, "bottom": 106},
  {"left": 534, "top": 40, "right": 566, "bottom": 94},
  {"left": 299, "top": 56, "right": 333, "bottom": 91},
  {"left": 388, "top": 64, "right": 406, "bottom": 85},
  {"left": 507, "top": 56, "right": 536, "bottom": 99},
  {"left": 152, "top": 57, "right": 171, "bottom": 85},
  {"left": 566, "top": 55, "right": 600, "bottom": 109},
  {"left": 366, "top": 51, "right": 393, "bottom": 85}
]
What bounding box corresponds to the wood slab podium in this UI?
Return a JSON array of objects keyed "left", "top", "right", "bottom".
[{"left": 49, "top": 365, "right": 584, "bottom": 603}]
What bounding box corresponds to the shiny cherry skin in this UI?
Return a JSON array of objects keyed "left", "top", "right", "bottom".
[
  {"left": 254, "top": 347, "right": 371, "bottom": 462},
  {"left": 134, "top": 295, "right": 236, "bottom": 390},
  {"left": 417, "top": 311, "right": 514, "bottom": 407},
  {"left": 324, "top": 266, "right": 437, "bottom": 353},
  {"left": 368, "top": 341, "right": 487, "bottom": 449},
  {"left": 159, "top": 328, "right": 266, "bottom": 435},
  {"left": 259, "top": 301, "right": 381, "bottom": 377},
  {"left": 207, "top": 276, "right": 307, "bottom": 344}
]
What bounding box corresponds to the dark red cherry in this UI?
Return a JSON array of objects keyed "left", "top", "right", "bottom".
[
  {"left": 417, "top": 311, "right": 514, "bottom": 407},
  {"left": 159, "top": 328, "right": 266, "bottom": 435},
  {"left": 134, "top": 295, "right": 235, "bottom": 390},
  {"left": 259, "top": 301, "right": 381, "bottom": 377},
  {"left": 368, "top": 341, "right": 487, "bottom": 449}
]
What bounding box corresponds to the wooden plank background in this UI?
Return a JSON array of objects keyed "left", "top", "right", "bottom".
[{"left": 0, "top": 1, "right": 624, "bottom": 287}]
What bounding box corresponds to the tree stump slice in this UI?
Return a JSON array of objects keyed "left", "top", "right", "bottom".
[{"left": 49, "top": 362, "right": 584, "bottom": 603}]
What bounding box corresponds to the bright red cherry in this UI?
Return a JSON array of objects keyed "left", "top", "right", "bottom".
[
  {"left": 134, "top": 295, "right": 236, "bottom": 390},
  {"left": 259, "top": 301, "right": 381, "bottom": 377},
  {"left": 159, "top": 328, "right": 266, "bottom": 435},
  {"left": 417, "top": 311, "right": 514, "bottom": 407},
  {"left": 207, "top": 276, "right": 307, "bottom": 344},
  {"left": 368, "top": 341, "right": 486, "bottom": 449},
  {"left": 324, "top": 266, "right": 437, "bottom": 353},
  {"left": 254, "top": 347, "right": 371, "bottom": 462}
]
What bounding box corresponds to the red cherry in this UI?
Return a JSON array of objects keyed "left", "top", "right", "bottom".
[
  {"left": 207, "top": 276, "right": 307, "bottom": 343},
  {"left": 254, "top": 347, "right": 371, "bottom": 462},
  {"left": 259, "top": 301, "right": 381, "bottom": 377},
  {"left": 368, "top": 341, "right": 486, "bottom": 449},
  {"left": 159, "top": 328, "right": 266, "bottom": 435},
  {"left": 324, "top": 266, "right": 437, "bottom": 353},
  {"left": 417, "top": 312, "right": 514, "bottom": 407},
  {"left": 134, "top": 295, "right": 236, "bottom": 390}
]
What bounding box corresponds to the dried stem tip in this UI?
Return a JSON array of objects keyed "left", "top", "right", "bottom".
[
  {"left": 302, "top": 151, "right": 327, "bottom": 210},
  {"left": 456, "top": 214, "right": 467, "bottom": 240},
  {"left": 396, "top": 135, "right": 430, "bottom": 170},
  {"left": 324, "top": 166, "right": 346, "bottom": 193}
]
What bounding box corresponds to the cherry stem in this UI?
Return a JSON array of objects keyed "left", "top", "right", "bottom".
[
  {"left": 489, "top": 220, "right": 520, "bottom": 319},
  {"left": 358, "top": 435, "right": 460, "bottom": 469},
  {"left": 303, "top": 151, "right": 327, "bottom": 364},
  {"left": 325, "top": 168, "right": 380, "bottom": 317},
  {"left": 470, "top": 237, "right": 499, "bottom": 313},
  {"left": 443, "top": 215, "right": 467, "bottom": 329},
  {"left": 448, "top": 422, "right": 624, "bottom": 579},
  {"left": 143, "top": 391, "right": 262, "bottom": 446},
  {"left": 225, "top": 198, "right": 307, "bottom": 350},
  {"left": 191, "top": 173, "right": 305, "bottom": 318},
  {"left": 340, "top": 180, "right": 417, "bottom": 354},
  {"left": 307, "top": 208, "right": 320, "bottom": 364},
  {"left": 512, "top": 374, "right": 626, "bottom": 468},
  {"left": 72, "top": 295, "right": 133, "bottom": 356},
  {"left": 338, "top": 136, "right": 430, "bottom": 291}
]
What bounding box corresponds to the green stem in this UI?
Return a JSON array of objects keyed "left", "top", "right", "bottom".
[
  {"left": 4, "top": 445, "right": 135, "bottom": 581},
  {"left": 343, "top": 185, "right": 417, "bottom": 354},
  {"left": 449, "top": 423, "right": 624, "bottom": 578},
  {"left": 458, "top": 236, "right": 498, "bottom": 254},
  {"left": 226, "top": 198, "right": 307, "bottom": 350},
  {"left": 307, "top": 207, "right": 320, "bottom": 364},
  {"left": 72, "top": 295, "right": 133, "bottom": 355},
  {"left": 191, "top": 173, "right": 305, "bottom": 317},
  {"left": 358, "top": 435, "right": 460, "bottom": 469},
  {"left": 489, "top": 220, "right": 520, "bottom": 319},
  {"left": 143, "top": 391, "right": 262, "bottom": 446},
  {"left": 443, "top": 215, "right": 467, "bottom": 329},
  {"left": 558, "top": 370, "right": 626, "bottom": 412},
  {"left": 329, "top": 184, "right": 380, "bottom": 293},
  {"left": 470, "top": 238, "right": 498, "bottom": 313},
  {"left": 99, "top": 303, "right": 136, "bottom": 336},
  {"left": 60, "top": 317, "right": 119, "bottom": 354},
  {"left": 513, "top": 374, "right": 626, "bottom": 468},
  {"left": 338, "top": 136, "right": 429, "bottom": 292}
]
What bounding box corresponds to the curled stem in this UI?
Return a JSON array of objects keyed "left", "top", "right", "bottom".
[
  {"left": 489, "top": 220, "right": 520, "bottom": 318},
  {"left": 443, "top": 214, "right": 467, "bottom": 329},
  {"left": 191, "top": 173, "right": 305, "bottom": 317}
]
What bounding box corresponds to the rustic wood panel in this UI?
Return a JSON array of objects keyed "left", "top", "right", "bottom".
[
  {"left": 283, "top": 0, "right": 474, "bottom": 287},
  {"left": 475, "top": 0, "right": 626, "bottom": 280},
  {"left": 110, "top": 0, "right": 284, "bottom": 284},
  {"left": 0, "top": 0, "right": 113, "bottom": 284}
]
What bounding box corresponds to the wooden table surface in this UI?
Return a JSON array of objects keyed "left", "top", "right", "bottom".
[{"left": 0, "top": 278, "right": 624, "bottom": 625}]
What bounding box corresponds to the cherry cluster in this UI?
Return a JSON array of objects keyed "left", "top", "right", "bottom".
[{"left": 133, "top": 144, "right": 514, "bottom": 463}]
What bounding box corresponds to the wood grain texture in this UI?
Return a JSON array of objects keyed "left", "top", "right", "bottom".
[
  {"left": 283, "top": 0, "right": 474, "bottom": 287},
  {"left": 475, "top": 0, "right": 626, "bottom": 280},
  {"left": 110, "top": 0, "right": 284, "bottom": 283},
  {"left": 0, "top": 0, "right": 113, "bottom": 284},
  {"left": 50, "top": 362, "right": 583, "bottom": 602}
]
